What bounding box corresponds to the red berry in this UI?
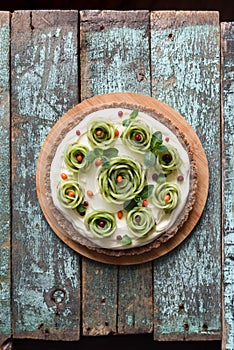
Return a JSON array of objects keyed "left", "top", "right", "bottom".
[
  {"left": 117, "top": 175, "right": 123, "bottom": 183},
  {"left": 76, "top": 130, "right": 81, "bottom": 136},
  {"left": 68, "top": 191, "right": 75, "bottom": 197},
  {"left": 98, "top": 221, "right": 105, "bottom": 228},
  {"left": 135, "top": 134, "right": 142, "bottom": 141},
  {"left": 83, "top": 201, "right": 89, "bottom": 207},
  {"left": 60, "top": 173, "right": 68, "bottom": 180},
  {"left": 117, "top": 211, "right": 123, "bottom": 219},
  {"left": 76, "top": 154, "right": 83, "bottom": 162},
  {"left": 96, "top": 129, "right": 102, "bottom": 136},
  {"left": 162, "top": 153, "right": 172, "bottom": 163},
  {"left": 165, "top": 136, "right": 170, "bottom": 142},
  {"left": 95, "top": 159, "right": 102, "bottom": 166},
  {"left": 118, "top": 111, "right": 123, "bottom": 117}
]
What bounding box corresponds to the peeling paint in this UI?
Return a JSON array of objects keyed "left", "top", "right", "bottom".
[
  {"left": 11, "top": 11, "right": 81, "bottom": 340},
  {"left": 81, "top": 25, "right": 151, "bottom": 100},
  {"left": 222, "top": 22, "right": 234, "bottom": 350},
  {"left": 151, "top": 14, "right": 221, "bottom": 340},
  {"left": 0, "top": 16, "right": 11, "bottom": 340}
]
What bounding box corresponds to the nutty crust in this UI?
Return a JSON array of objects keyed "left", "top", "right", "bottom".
[{"left": 46, "top": 102, "right": 198, "bottom": 257}]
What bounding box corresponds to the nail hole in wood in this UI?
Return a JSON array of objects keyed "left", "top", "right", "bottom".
[
  {"left": 178, "top": 303, "right": 184, "bottom": 311},
  {"left": 183, "top": 322, "right": 189, "bottom": 331},
  {"left": 50, "top": 288, "right": 66, "bottom": 304},
  {"left": 168, "top": 33, "right": 174, "bottom": 40},
  {"left": 203, "top": 323, "right": 208, "bottom": 331},
  {"left": 101, "top": 296, "right": 106, "bottom": 303},
  {"left": 100, "top": 25, "right": 105, "bottom": 31},
  {"left": 38, "top": 323, "right": 44, "bottom": 330}
]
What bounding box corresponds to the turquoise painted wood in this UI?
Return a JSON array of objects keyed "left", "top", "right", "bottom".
[
  {"left": 80, "top": 10, "right": 153, "bottom": 336},
  {"left": 0, "top": 11, "right": 11, "bottom": 346},
  {"left": 0, "top": 10, "right": 232, "bottom": 346},
  {"left": 151, "top": 11, "right": 221, "bottom": 340},
  {"left": 222, "top": 22, "right": 234, "bottom": 350},
  {"left": 11, "top": 11, "right": 81, "bottom": 341}
]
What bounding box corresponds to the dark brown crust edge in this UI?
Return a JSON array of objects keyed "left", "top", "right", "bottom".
[{"left": 43, "top": 101, "right": 198, "bottom": 257}]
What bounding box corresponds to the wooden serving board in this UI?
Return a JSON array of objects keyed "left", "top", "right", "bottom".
[{"left": 36, "top": 92, "right": 209, "bottom": 265}]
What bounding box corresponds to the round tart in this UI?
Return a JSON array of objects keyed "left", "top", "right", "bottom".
[{"left": 49, "top": 102, "right": 198, "bottom": 256}]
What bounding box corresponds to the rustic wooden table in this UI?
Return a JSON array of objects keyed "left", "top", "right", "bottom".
[{"left": 0, "top": 9, "right": 233, "bottom": 350}]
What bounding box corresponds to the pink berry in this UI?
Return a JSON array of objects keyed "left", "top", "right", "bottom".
[
  {"left": 135, "top": 215, "right": 141, "bottom": 223},
  {"left": 177, "top": 175, "right": 184, "bottom": 182},
  {"left": 152, "top": 173, "right": 158, "bottom": 182},
  {"left": 165, "top": 136, "right": 170, "bottom": 142}
]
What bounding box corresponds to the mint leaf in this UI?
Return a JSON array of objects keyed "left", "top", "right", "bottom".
[
  {"left": 93, "top": 147, "right": 103, "bottom": 157},
  {"left": 129, "top": 109, "right": 139, "bottom": 120},
  {"left": 101, "top": 156, "right": 110, "bottom": 168},
  {"left": 139, "top": 184, "right": 154, "bottom": 199},
  {"left": 86, "top": 150, "right": 96, "bottom": 162},
  {"left": 122, "top": 109, "right": 139, "bottom": 127},
  {"left": 103, "top": 147, "right": 119, "bottom": 158},
  {"left": 124, "top": 198, "right": 138, "bottom": 212},
  {"left": 122, "top": 119, "right": 131, "bottom": 127},
  {"left": 76, "top": 203, "right": 87, "bottom": 215},
  {"left": 121, "top": 235, "right": 132, "bottom": 245},
  {"left": 144, "top": 151, "right": 156, "bottom": 168},
  {"left": 151, "top": 131, "right": 163, "bottom": 149},
  {"left": 155, "top": 144, "right": 168, "bottom": 154}
]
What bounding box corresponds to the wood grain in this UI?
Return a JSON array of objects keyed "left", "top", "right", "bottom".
[
  {"left": 11, "top": 10, "right": 81, "bottom": 341},
  {"left": 151, "top": 11, "right": 221, "bottom": 341},
  {"left": 221, "top": 22, "right": 234, "bottom": 350},
  {"left": 80, "top": 10, "right": 153, "bottom": 336},
  {"left": 0, "top": 11, "right": 11, "bottom": 346},
  {"left": 1, "top": 9, "right": 227, "bottom": 344},
  {"left": 37, "top": 92, "right": 208, "bottom": 264}
]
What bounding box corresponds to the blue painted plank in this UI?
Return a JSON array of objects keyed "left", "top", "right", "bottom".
[
  {"left": 151, "top": 11, "right": 221, "bottom": 340},
  {"left": 0, "top": 11, "right": 11, "bottom": 346},
  {"left": 221, "top": 21, "right": 234, "bottom": 350},
  {"left": 11, "top": 10, "right": 81, "bottom": 340},
  {"left": 80, "top": 10, "right": 153, "bottom": 335}
]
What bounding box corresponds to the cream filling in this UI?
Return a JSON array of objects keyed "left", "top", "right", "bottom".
[{"left": 50, "top": 108, "right": 190, "bottom": 250}]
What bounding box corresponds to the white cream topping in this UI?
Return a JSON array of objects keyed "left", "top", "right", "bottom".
[{"left": 50, "top": 108, "right": 190, "bottom": 250}]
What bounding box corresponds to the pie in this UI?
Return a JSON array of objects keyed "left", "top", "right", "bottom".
[{"left": 49, "top": 102, "right": 197, "bottom": 256}]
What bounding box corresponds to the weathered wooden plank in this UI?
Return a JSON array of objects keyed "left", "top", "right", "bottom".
[
  {"left": 0, "top": 11, "right": 11, "bottom": 346},
  {"left": 151, "top": 11, "right": 221, "bottom": 340},
  {"left": 80, "top": 10, "right": 153, "bottom": 336},
  {"left": 221, "top": 22, "right": 234, "bottom": 350},
  {"left": 11, "top": 10, "right": 81, "bottom": 340},
  {"left": 82, "top": 259, "right": 118, "bottom": 336},
  {"left": 117, "top": 263, "right": 153, "bottom": 334}
]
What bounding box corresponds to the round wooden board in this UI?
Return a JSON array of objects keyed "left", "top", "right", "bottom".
[{"left": 36, "top": 92, "right": 209, "bottom": 265}]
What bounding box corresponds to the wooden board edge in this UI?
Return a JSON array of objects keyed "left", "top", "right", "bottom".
[
  {"left": 155, "top": 331, "right": 221, "bottom": 342},
  {"left": 36, "top": 92, "right": 209, "bottom": 265},
  {"left": 220, "top": 21, "right": 234, "bottom": 350},
  {"left": 0, "top": 10, "right": 11, "bottom": 344}
]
